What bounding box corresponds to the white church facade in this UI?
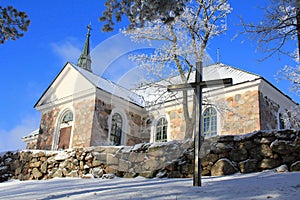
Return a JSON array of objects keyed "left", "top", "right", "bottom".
[{"left": 22, "top": 28, "right": 299, "bottom": 150}]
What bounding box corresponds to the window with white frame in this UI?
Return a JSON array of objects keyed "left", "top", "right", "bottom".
[
  {"left": 202, "top": 107, "right": 217, "bottom": 137},
  {"left": 155, "top": 117, "right": 168, "bottom": 142},
  {"left": 278, "top": 113, "right": 285, "bottom": 129},
  {"left": 61, "top": 110, "right": 73, "bottom": 124},
  {"left": 110, "top": 113, "right": 123, "bottom": 145}
]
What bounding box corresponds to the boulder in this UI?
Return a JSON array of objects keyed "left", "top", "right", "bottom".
[
  {"left": 270, "top": 140, "right": 295, "bottom": 155},
  {"left": 66, "top": 170, "right": 79, "bottom": 178},
  {"left": 238, "top": 159, "right": 258, "bottom": 173},
  {"left": 54, "top": 152, "right": 69, "bottom": 161},
  {"left": 40, "top": 162, "right": 48, "bottom": 174},
  {"left": 211, "top": 158, "right": 238, "bottom": 176},
  {"left": 275, "top": 164, "right": 289, "bottom": 173},
  {"left": 32, "top": 168, "right": 42, "bottom": 179},
  {"left": 259, "top": 159, "right": 282, "bottom": 170},
  {"left": 230, "top": 145, "right": 248, "bottom": 162},
  {"left": 290, "top": 161, "right": 300, "bottom": 172},
  {"left": 90, "top": 167, "right": 104, "bottom": 178}
]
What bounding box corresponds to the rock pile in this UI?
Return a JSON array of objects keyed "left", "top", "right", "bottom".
[
  {"left": 200, "top": 129, "right": 300, "bottom": 176},
  {"left": 1, "top": 129, "right": 300, "bottom": 183}
]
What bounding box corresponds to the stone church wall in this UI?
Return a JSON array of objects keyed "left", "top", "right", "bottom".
[
  {"left": 91, "top": 97, "right": 150, "bottom": 146},
  {"left": 36, "top": 97, "right": 96, "bottom": 150},
  {"left": 259, "top": 92, "right": 280, "bottom": 130},
  {"left": 126, "top": 111, "right": 151, "bottom": 145},
  {"left": 72, "top": 98, "right": 95, "bottom": 147},
  {"left": 37, "top": 107, "right": 61, "bottom": 150},
  {"left": 221, "top": 90, "right": 260, "bottom": 135},
  {"left": 160, "top": 89, "right": 262, "bottom": 141},
  {"left": 1, "top": 129, "right": 300, "bottom": 183},
  {"left": 90, "top": 98, "right": 111, "bottom": 146}
]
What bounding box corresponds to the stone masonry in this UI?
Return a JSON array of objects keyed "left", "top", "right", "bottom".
[{"left": 1, "top": 129, "right": 300, "bottom": 183}]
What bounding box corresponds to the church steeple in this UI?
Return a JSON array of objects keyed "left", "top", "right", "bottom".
[{"left": 77, "top": 24, "right": 92, "bottom": 72}]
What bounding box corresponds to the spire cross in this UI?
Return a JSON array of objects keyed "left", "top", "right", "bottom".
[
  {"left": 167, "top": 61, "right": 232, "bottom": 187},
  {"left": 87, "top": 24, "right": 92, "bottom": 36},
  {"left": 77, "top": 24, "right": 92, "bottom": 72}
]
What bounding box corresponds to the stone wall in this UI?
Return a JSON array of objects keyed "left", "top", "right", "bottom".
[
  {"left": 126, "top": 111, "right": 150, "bottom": 145},
  {"left": 259, "top": 92, "right": 280, "bottom": 130},
  {"left": 221, "top": 90, "right": 260, "bottom": 135},
  {"left": 1, "top": 129, "right": 300, "bottom": 183},
  {"left": 72, "top": 98, "right": 95, "bottom": 147},
  {"left": 37, "top": 107, "right": 60, "bottom": 150},
  {"left": 91, "top": 97, "right": 150, "bottom": 146},
  {"left": 91, "top": 98, "right": 111, "bottom": 146}
]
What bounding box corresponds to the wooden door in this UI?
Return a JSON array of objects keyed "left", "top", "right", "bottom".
[{"left": 58, "top": 126, "right": 72, "bottom": 149}]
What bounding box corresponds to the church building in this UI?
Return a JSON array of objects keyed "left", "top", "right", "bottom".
[{"left": 22, "top": 27, "right": 299, "bottom": 150}]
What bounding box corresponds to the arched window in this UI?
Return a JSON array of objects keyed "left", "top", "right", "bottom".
[
  {"left": 110, "top": 113, "right": 123, "bottom": 145},
  {"left": 156, "top": 117, "right": 168, "bottom": 142},
  {"left": 61, "top": 110, "right": 73, "bottom": 124},
  {"left": 202, "top": 107, "right": 217, "bottom": 137}
]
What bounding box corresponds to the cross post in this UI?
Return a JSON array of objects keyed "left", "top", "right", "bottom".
[{"left": 167, "top": 62, "right": 232, "bottom": 187}]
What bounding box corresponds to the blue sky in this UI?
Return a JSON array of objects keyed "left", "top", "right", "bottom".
[{"left": 0, "top": 0, "right": 297, "bottom": 152}]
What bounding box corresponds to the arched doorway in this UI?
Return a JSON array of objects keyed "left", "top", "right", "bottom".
[{"left": 57, "top": 110, "right": 73, "bottom": 150}]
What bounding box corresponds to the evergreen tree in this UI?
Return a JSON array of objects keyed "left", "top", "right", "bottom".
[{"left": 0, "top": 5, "right": 30, "bottom": 44}]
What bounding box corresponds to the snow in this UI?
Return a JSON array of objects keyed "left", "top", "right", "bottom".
[
  {"left": 0, "top": 171, "right": 299, "bottom": 200},
  {"left": 71, "top": 63, "right": 145, "bottom": 107}
]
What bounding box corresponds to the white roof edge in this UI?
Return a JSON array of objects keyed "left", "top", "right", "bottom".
[
  {"left": 69, "top": 62, "right": 145, "bottom": 107},
  {"left": 22, "top": 129, "right": 40, "bottom": 140}
]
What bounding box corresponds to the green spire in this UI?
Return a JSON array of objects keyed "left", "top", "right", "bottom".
[{"left": 78, "top": 24, "right": 92, "bottom": 72}]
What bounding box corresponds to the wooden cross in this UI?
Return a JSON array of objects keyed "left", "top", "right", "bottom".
[{"left": 167, "top": 61, "right": 232, "bottom": 187}]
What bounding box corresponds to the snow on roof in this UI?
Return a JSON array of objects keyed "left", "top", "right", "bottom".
[
  {"left": 203, "top": 63, "right": 260, "bottom": 84},
  {"left": 22, "top": 129, "right": 40, "bottom": 140},
  {"left": 132, "top": 63, "right": 261, "bottom": 106},
  {"left": 70, "top": 63, "right": 145, "bottom": 107}
]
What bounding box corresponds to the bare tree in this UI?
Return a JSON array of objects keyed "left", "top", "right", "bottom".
[
  {"left": 125, "top": 0, "right": 232, "bottom": 139},
  {"left": 241, "top": 0, "right": 299, "bottom": 60},
  {"left": 242, "top": 0, "right": 300, "bottom": 127},
  {"left": 0, "top": 6, "right": 30, "bottom": 44}
]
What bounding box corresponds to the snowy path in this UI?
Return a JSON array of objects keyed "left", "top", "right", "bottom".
[{"left": 0, "top": 171, "right": 299, "bottom": 200}]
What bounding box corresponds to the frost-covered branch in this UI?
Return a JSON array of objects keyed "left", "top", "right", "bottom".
[
  {"left": 126, "top": 0, "right": 231, "bottom": 138},
  {"left": 100, "top": 0, "right": 187, "bottom": 31},
  {"left": 241, "top": 0, "right": 299, "bottom": 61}
]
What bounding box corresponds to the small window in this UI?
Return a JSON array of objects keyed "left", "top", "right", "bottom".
[
  {"left": 110, "top": 113, "right": 123, "bottom": 145},
  {"left": 61, "top": 110, "right": 73, "bottom": 124},
  {"left": 156, "top": 117, "right": 168, "bottom": 142},
  {"left": 279, "top": 113, "right": 285, "bottom": 129},
  {"left": 202, "top": 107, "right": 217, "bottom": 137}
]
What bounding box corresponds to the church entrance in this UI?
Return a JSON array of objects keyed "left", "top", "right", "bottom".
[
  {"left": 56, "top": 110, "right": 73, "bottom": 150},
  {"left": 58, "top": 126, "right": 72, "bottom": 149}
]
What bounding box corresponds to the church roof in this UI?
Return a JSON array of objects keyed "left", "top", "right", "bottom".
[
  {"left": 70, "top": 63, "right": 145, "bottom": 107},
  {"left": 203, "top": 63, "right": 260, "bottom": 84},
  {"left": 132, "top": 63, "right": 262, "bottom": 106},
  {"left": 22, "top": 129, "right": 39, "bottom": 141}
]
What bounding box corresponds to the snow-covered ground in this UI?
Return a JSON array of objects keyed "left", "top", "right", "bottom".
[{"left": 0, "top": 171, "right": 299, "bottom": 200}]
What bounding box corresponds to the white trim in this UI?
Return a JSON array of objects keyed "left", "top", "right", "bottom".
[
  {"left": 52, "top": 107, "right": 75, "bottom": 150},
  {"left": 36, "top": 88, "right": 96, "bottom": 112},
  {"left": 150, "top": 114, "right": 170, "bottom": 143},
  {"left": 202, "top": 106, "right": 220, "bottom": 137},
  {"left": 107, "top": 108, "right": 128, "bottom": 145}
]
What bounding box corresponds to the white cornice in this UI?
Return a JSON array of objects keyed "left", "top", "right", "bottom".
[{"left": 36, "top": 88, "right": 96, "bottom": 112}]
